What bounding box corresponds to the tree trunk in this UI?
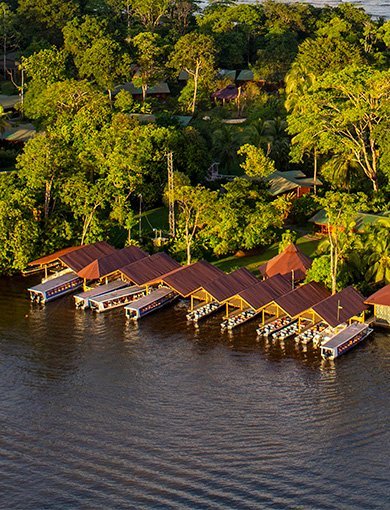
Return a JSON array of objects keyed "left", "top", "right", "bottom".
[
  {"left": 313, "top": 147, "right": 317, "bottom": 195},
  {"left": 44, "top": 180, "right": 52, "bottom": 221},
  {"left": 192, "top": 63, "right": 199, "bottom": 114},
  {"left": 142, "top": 83, "right": 147, "bottom": 102}
]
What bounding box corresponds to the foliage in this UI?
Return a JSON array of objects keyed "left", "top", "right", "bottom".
[
  {"left": 278, "top": 230, "right": 297, "bottom": 253},
  {"left": 238, "top": 144, "right": 275, "bottom": 178}
]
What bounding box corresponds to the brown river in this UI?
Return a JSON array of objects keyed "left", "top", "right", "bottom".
[{"left": 0, "top": 275, "right": 389, "bottom": 509}]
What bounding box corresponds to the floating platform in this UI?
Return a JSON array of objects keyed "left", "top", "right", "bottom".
[
  {"left": 320, "top": 323, "right": 373, "bottom": 360},
  {"left": 125, "top": 288, "right": 177, "bottom": 320},
  {"left": 74, "top": 280, "right": 130, "bottom": 309},
  {"left": 186, "top": 302, "right": 223, "bottom": 322},
  {"left": 271, "top": 320, "right": 299, "bottom": 340},
  {"left": 89, "top": 286, "right": 146, "bottom": 313},
  {"left": 28, "top": 272, "right": 83, "bottom": 303},
  {"left": 221, "top": 308, "right": 258, "bottom": 331},
  {"left": 295, "top": 322, "right": 327, "bottom": 345}
]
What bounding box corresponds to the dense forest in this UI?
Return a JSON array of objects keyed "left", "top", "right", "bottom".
[{"left": 0, "top": 0, "right": 389, "bottom": 292}]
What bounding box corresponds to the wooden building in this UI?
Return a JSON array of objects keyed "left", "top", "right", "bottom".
[
  {"left": 365, "top": 284, "right": 390, "bottom": 327},
  {"left": 258, "top": 243, "right": 312, "bottom": 282}
]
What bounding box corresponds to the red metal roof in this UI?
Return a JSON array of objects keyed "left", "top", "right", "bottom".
[
  {"left": 312, "top": 286, "right": 367, "bottom": 328},
  {"left": 275, "top": 282, "right": 330, "bottom": 317},
  {"left": 202, "top": 268, "right": 259, "bottom": 303},
  {"left": 259, "top": 244, "right": 312, "bottom": 280},
  {"left": 119, "top": 252, "right": 181, "bottom": 286},
  {"left": 162, "top": 261, "right": 224, "bottom": 297},
  {"left": 365, "top": 284, "right": 390, "bottom": 306},
  {"left": 77, "top": 246, "right": 148, "bottom": 280},
  {"left": 29, "top": 246, "right": 83, "bottom": 266},
  {"left": 211, "top": 84, "right": 239, "bottom": 101},
  {"left": 238, "top": 274, "right": 292, "bottom": 310},
  {"left": 59, "top": 241, "right": 115, "bottom": 272}
]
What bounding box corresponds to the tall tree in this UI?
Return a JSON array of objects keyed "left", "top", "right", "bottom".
[
  {"left": 130, "top": 0, "right": 172, "bottom": 31},
  {"left": 169, "top": 33, "right": 216, "bottom": 113},
  {"left": 0, "top": 2, "right": 17, "bottom": 79},
  {"left": 237, "top": 144, "right": 276, "bottom": 178},
  {"left": 132, "top": 32, "right": 164, "bottom": 102}
]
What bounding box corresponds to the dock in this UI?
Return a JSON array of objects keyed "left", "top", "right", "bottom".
[
  {"left": 186, "top": 302, "right": 223, "bottom": 322},
  {"left": 74, "top": 280, "right": 130, "bottom": 309},
  {"left": 28, "top": 272, "right": 83, "bottom": 303},
  {"left": 89, "top": 286, "right": 146, "bottom": 313},
  {"left": 125, "top": 288, "right": 177, "bottom": 319},
  {"left": 221, "top": 308, "right": 258, "bottom": 330}
]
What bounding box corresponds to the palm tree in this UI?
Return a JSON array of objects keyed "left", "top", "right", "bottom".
[
  {"left": 365, "top": 223, "right": 390, "bottom": 284},
  {"left": 321, "top": 152, "right": 362, "bottom": 191},
  {"left": 245, "top": 117, "right": 290, "bottom": 168},
  {"left": 211, "top": 125, "right": 247, "bottom": 174}
]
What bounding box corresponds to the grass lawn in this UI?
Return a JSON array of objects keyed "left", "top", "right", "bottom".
[
  {"left": 139, "top": 206, "right": 169, "bottom": 234},
  {"left": 212, "top": 235, "right": 322, "bottom": 274}
]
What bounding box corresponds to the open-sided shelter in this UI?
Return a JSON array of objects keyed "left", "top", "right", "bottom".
[
  {"left": 189, "top": 267, "right": 258, "bottom": 310},
  {"left": 365, "top": 284, "right": 390, "bottom": 325},
  {"left": 59, "top": 242, "right": 115, "bottom": 273},
  {"left": 77, "top": 246, "right": 148, "bottom": 281},
  {"left": 295, "top": 286, "right": 367, "bottom": 330},
  {"left": 273, "top": 282, "right": 330, "bottom": 320},
  {"left": 259, "top": 244, "right": 312, "bottom": 282},
  {"left": 119, "top": 252, "right": 180, "bottom": 288},
  {"left": 224, "top": 273, "right": 292, "bottom": 318},
  {"left": 149, "top": 260, "right": 224, "bottom": 298}
]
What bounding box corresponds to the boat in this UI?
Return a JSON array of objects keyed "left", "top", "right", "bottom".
[
  {"left": 271, "top": 320, "right": 299, "bottom": 340},
  {"left": 89, "top": 286, "right": 146, "bottom": 313},
  {"left": 221, "top": 308, "right": 258, "bottom": 331},
  {"left": 28, "top": 272, "right": 83, "bottom": 303},
  {"left": 74, "top": 280, "right": 130, "bottom": 309},
  {"left": 295, "top": 322, "right": 327, "bottom": 345},
  {"left": 256, "top": 316, "right": 295, "bottom": 337},
  {"left": 186, "top": 301, "right": 222, "bottom": 322},
  {"left": 125, "top": 288, "right": 177, "bottom": 320},
  {"left": 320, "top": 323, "right": 373, "bottom": 360}
]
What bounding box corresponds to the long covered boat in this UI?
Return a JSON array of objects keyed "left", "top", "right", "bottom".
[
  {"left": 320, "top": 323, "right": 373, "bottom": 360},
  {"left": 74, "top": 280, "right": 130, "bottom": 309},
  {"left": 125, "top": 288, "right": 177, "bottom": 320},
  {"left": 28, "top": 272, "right": 83, "bottom": 303},
  {"left": 89, "top": 286, "right": 146, "bottom": 313}
]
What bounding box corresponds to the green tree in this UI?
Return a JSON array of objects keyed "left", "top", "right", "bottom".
[
  {"left": 238, "top": 143, "right": 275, "bottom": 178},
  {"left": 130, "top": 0, "right": 172, "bottom": 31},
  {"left": 169, "top": 32, "right": 216, "bottom": 113},
  {"left": 0, "top": 2, "right": 17, "bottom": 79},
  {"left": 365, "top": 223, "right": 390, "bottom": 284},
  {"left": 132, "top": 32, "right": 165, "bottom": 102}
]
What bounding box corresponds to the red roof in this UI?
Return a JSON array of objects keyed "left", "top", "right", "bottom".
[
  {"left": 77, "top": 246, "right": 148, "bottom": 280},
  {"left": 275, "top": 282, "right": 330, "bottom": 317},
  {"left": 29, "top": 246, "right": 82, "bottom": 266},
  {"left": 259, "top": 244, "right": 312, "bottom": 280},
  {"left": 239, "top": 274, "right": 292, "bottom": 310},
  {"left": 202, "top": 268, "right": 258, "bottom": 303},
  {"left": 59, "top": 241, "right": 115, "bottom": 272},
  {"left": 162, "top": 261, "right": 224, "bottom": 297},
  {"left": 312, "top": 286, "right": 367, "bottom": 327},
  {"left": 365, "top": 284, "right": 390, "bottom": 306},
  {"left": 119, "top": 252, "right": 180, "bottom": 286}
]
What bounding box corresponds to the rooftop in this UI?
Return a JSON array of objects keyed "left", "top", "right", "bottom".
[
  {"left": 259, "top": 243, "right": 312, "bottom": 281},
  {"left": 238, "top": 274, "right": 292, "bottom": 310},
  {"left": 312, "top": 286, "right": 367, "bottom": 328},
  {"left": 161, "top": 261, "right": 224, "bottom": 297},
  {"left": 59, "top": 242, "right": 115, "bottom": 273},
  {"left": 275, "top": 282, "right": 330, "bottom": 317},
  {"left": 201, "top": 267, "right": 258, "bottom": 303},
  {"left": 365, "top": 284, "right": 390, "bottom": 307},
  {"left": 119, "top": 252, "right": 180, "bottom": 286}
]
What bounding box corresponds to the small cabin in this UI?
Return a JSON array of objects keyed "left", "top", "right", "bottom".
[{"left": 365, "top": 284, "right": 390, "bottom": 327}]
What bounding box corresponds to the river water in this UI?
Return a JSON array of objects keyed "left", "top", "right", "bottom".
[
  {"left": 0, "top": 275, "right": 389, "bottom": 509},
  {"left": 199, "top": 0, "right": 390, "bottom": 19}
]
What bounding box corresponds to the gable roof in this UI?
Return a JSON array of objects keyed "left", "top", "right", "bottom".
[
  {"left": 237, "top": 69, "right": 254, "bottom": 81},
  {"left": 29, "top": 246, "right": 83, "bottom": 267},
  {"left": 115, "top": 81, "right": 170, "bottom": 96},
  {"left": 202, "top": 267, "right": 258, "bottom": 303},
  {"left": 59, "top": 242, "right": 115, "bottom": 272},
  {"left": 365, "top": 284, "right": 390, "bottom": 307},
  {"left": 161, "top": 260, "right": 224, "bottom": 297},
  {"left": 119, "top": 252, "right": 180, "bottom": 286},
  {"left": 275, "top": 282, "right": 330, "bottom": 317},
  {"left": 266, "top": 170, "right": 322, "bottom": 196},
  {"left": 312, "top": 286, "right": 367, "bottom": 327},
  {"left": 238, "top": 273, "right": 292, "bottom": 310},
  {"left": 77, "top": 246, "right": 148, "bottom": 280},
  {"left": 309, "top": 210, "right": 390, "bottom": 233},
  {"left": 259, "top": 244, "right": 312, "bottom": 280}
]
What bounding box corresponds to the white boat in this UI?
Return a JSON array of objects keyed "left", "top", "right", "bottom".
[
  {"left": 320, "top": 323, "right": 373, "bottom": 360},
  {"left": 186, "top": 301, "right": 222, "bottom": 322},
  {"left": 125, "top": 288, "right": 177, "bottom": 319},
  {"left": 89, "top": 286, "right": 146, "bottom": 313},
  {"left": 74, "top": 280, "right": 130, "bottom": 309},
  {"left": 28, "top": 272, "right": 83, "bottom": 303}
]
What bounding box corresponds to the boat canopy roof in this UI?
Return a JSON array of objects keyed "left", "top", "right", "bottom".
[
  {"left": 77, "top": 246, "right": 148, "bottom": 280},
  {"left": 365, "top": 284, "right": 390, "bottom": 307},
  {"left": 125, "top": 288, "right": 174, "bottom": 311},
  {"left": 59, "top": 242, "right": 115, "bottom": 272},
  {"left": 161, "top": 261, "right": 224, "bottom": 297},
  {"left": 312, "top": 286, "right": 367, "bottom": 328},
  {"left": 322, "top": 322, "right": 368, "bottom": 349},
  {"left": 238, "top": 274, "right": 292, "bottom": 310},
  {"left": 258, "top": 243, "right": 312, "bottom": 280},
  {"left": 275, "top": 282, "right": 330, "bottom": 317},
  {"left": 202, "top": 267, "right": 258, "bottom": 303},
  {"left": 119, "top": 252, "right": 180, "bottom": 286},
  {"left": 28, "top": 271, "right": 79, "bottom": 293}
]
